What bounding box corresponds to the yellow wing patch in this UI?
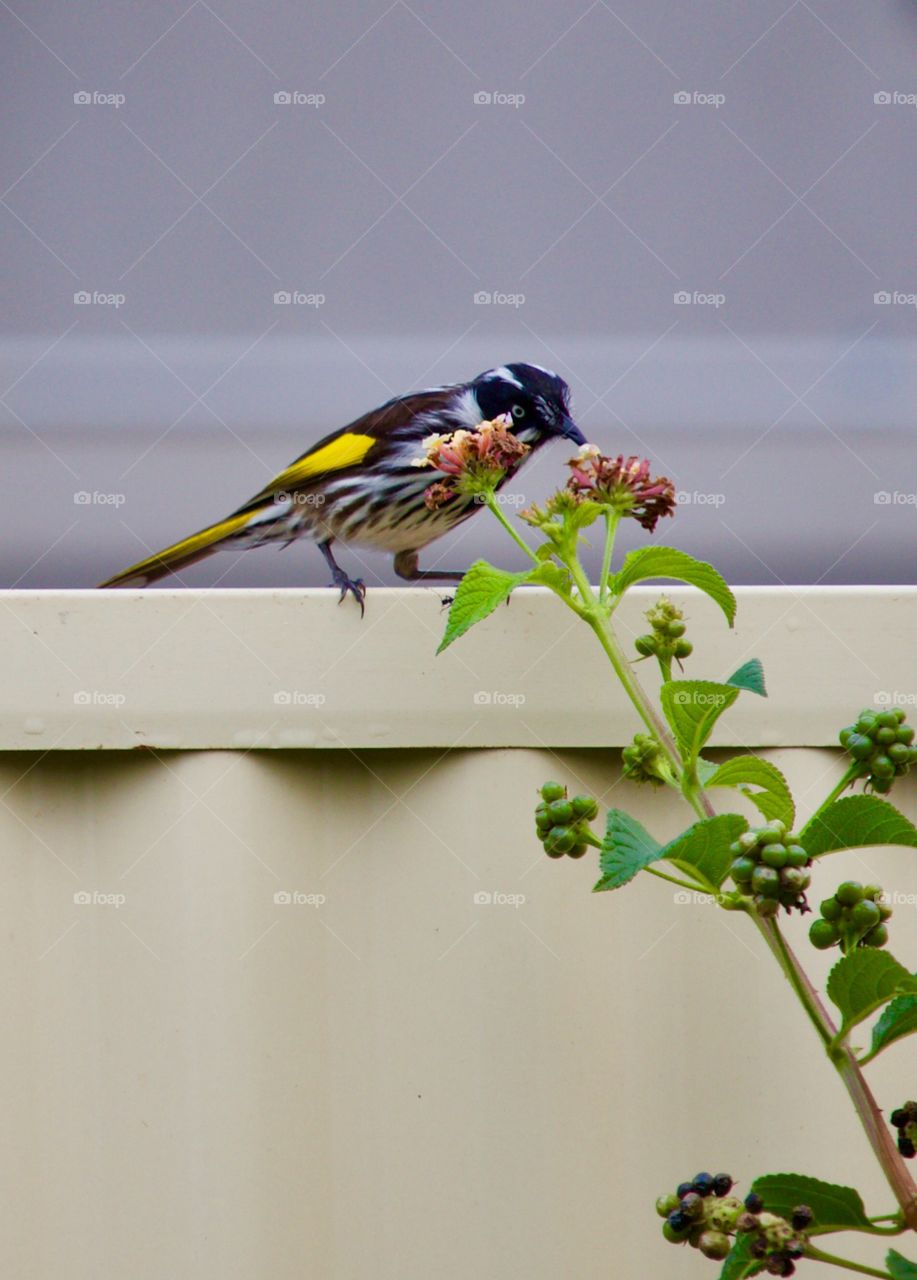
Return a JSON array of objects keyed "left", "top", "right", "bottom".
[{"left": 266, "top": 432, "right": 376, "bottom": 494}]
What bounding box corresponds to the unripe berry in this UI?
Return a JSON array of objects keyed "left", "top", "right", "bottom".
[
  {"left": 863, "top": 923, "right": 889, "bottom": 948},
  {"left": 785, "top": 844, "right": 809, "bottom": 868},
  {"left": 760, "top": 843, "right": 788, "bottom": 868},
  {"left": 548, "top": 799, "right": 574, "bottom": 824},
  {"left": 819, "top": 896, "right": 842, "bottom": 921},
  {"left": 855, "top": 712, "right": 878, "bottom": 734},
  {"left": 871, "top": 755, "right": 895, "bottom": 780},
  {"left": 850, "top": 900, "right": 881, "bottom": 931},
  {"left": 755, "top": 896, "right": 780, "bottom": 917},
  {"left": 730, "top": 857, "right": 756, "bottom": 885},
  {"left": 780, "top": 866, "right": 810, "bottom": 894},
  {"left": 708, "top": 1196, "right": 744, "bottom": 1231},
  {"left": 698, "top": 1230, "right": 730, "bottom": 1260},
  {"left": 847, "top": 733, "right": 873, "bottom": 760},
  {"left": 570, "top": 794, "right": 599, "bottom": 820},
  {"left": 540, "top": 781, "right": 565, "bottom": 803},
  {"left": 739, "top": 831, "right": 760, "bottom": 853},
  {"left": 635, "top": 634, "right": 656, "bottom": 657},
  {"left": 666, "top": 620, "right": 686, "bottom": 638},
  {"left": 835, "top": 881, "right": 864, "bottom": 907},
  {"left": 656, "top": 1193, "right": 680, "bottom": 1218},
  {"left": 674, "top": 640, "right": 693, "bottom": 659},
  {"left": 809, "top": 918, "right": 839, "bottom": 949},
  {"left": 567, "top": 842, "right": 589, "bottom": 859},
  {"left": 662, "top": 1219, "right": 688, "bottom": 1243},
  {"left": 876, "top": 726, "right": 897, "bottom": 745},
  {"left": 888, "top": 743, "right": 910, "bottom": 764},
  {"left": 876, "top": 710, "right": 899, "bottom": 729},
  {"left": 680, "top": 1191, "right": 704, "bottom": 1219},
  {"left": 752, "top": 865, "right": 781, "bottom": 898}
]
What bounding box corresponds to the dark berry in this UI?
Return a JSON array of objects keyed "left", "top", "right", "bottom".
[
  {"left": 676, "top": 1181, "right": 694, "bottom": 1200},
  {"left": 680, "top": 1191, "right": 704, "bottom": 1219},
  {"left": 744, "top": 1192, "right": 764, "bottom": 1213},
  {"left": 713, "top": 1173, "right": 733, "bottom": 1197},
  {"left": 666, "top": 1209, "right": 690, "bottom": 1234},
  {"left": 692, "top": 1172, "right": 715, "bottom": 1197},
  {"left": 790, "top": 1205, "right": 813, "bottom": 1230}
]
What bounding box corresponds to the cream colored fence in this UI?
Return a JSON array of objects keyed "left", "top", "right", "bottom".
[{"left": 1, "top": 588, "right": 915, "bottom": 1279}]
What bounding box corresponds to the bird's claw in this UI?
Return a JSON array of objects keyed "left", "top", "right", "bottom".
[{"left": 330, "top": 570, "right": 366, "bottom": 615}]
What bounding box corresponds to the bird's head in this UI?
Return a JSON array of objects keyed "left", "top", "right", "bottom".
[{"left": 471, "top": 363, "right": 585, "bottom": 448}]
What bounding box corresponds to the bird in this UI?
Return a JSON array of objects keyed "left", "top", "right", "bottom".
[{"left": 98, "top": 362, "right": 586, "bottom": 609}]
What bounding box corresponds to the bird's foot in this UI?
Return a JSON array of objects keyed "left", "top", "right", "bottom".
[{"left": 329, "top": 569, "right": 366, "bottom": 616}]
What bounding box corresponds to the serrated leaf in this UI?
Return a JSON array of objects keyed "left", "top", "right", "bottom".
[
  {"left": 827, "top": 951, "right": 917, "bottom": 1035},
  {"left": 609, "top": 545, "right": 736, "bottom": 624},
  {"left": 526, "top": 560, "right": 571, "bottom": 593},
  {"left": 867, "top": 993, "right": 917, "bottom": 1062},
  {"left": 887, "top": 1249, "right": 917, "bottom": 1279},
  {"left": 661, "top": 680, "right": 740, "bottom": 764},
  {"left": 800, "top": 795, "right": 917, "bottom": 858},
  {"left": 749, "top": 1173, "right": 872, "bottom": 1232},
  {"left": 662, "top": 813, "right": 749, "bottom": 892},
  {"left": 726, "top": 658, "right": 767, "bottom": 697},
  {"left": 437, "top": 560, "right": 531, "bottom": 653},
  {"left": 594, "top": 810, "right": 662, "bottom": 892},
  {"left": 705, "top": 755, "right": 795, "bottom": 828},
  {"left": 719, "top": 1233, "right": 764, "bottom": 1280}
]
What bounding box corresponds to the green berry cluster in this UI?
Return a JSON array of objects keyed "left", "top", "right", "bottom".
[
  {"left": 839, "top": 708, "right": 916, "bottom": 794},
  {"left": 728, "top": 821, "right": 812, "bottom": 916},
  {"left": 635, "top": 597, "right": 692, "bottom": 664},
  {"left": 622, "top": 733, "right": 674, "bottom": 787},
  {"left": 656, "top": 1171, "right": 740, "bottom": 1260},
  {"left": 890, "top": 1102, "right": 917, "bottom": 1159},
  {"left": 535, "top": 782, "right": 598, "bottom": 859},
  {"left": 808, "top": 882, "right": 891, "bottom": 953}
]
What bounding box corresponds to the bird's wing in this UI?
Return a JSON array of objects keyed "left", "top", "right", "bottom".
[{"left": 231, "top": 389, "right": 455, "bottom": 515}]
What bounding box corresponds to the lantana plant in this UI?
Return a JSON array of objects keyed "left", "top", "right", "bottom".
[{"left": 418, "top": 419, "right": 917, "bottom": 1280}]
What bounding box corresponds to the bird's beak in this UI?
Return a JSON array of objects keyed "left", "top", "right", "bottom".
[{"left": 559, "top": 414, "right": 587, "bottom": 445}]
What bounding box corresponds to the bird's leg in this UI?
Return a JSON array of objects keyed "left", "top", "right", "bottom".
[
  {"left": 318, "top": 540, "right": 366, "bottom": 615},
  {"left": 393, "top": 551, "right": 465, "bottom": 583}
]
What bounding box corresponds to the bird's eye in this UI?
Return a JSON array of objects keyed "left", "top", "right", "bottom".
[{"left": 511, "top": 404, "right": 525, "bottom": 419}]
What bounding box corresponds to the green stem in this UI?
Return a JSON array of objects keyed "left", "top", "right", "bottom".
[
  {"left": 813, "top": 761, "right": 866, "bottom": 818},
  {"left": 804, "top": 1244, "right": 893, "bottom": 1277},
  {"left": 758, "top": 917, "right": 832, "bottom": 1049},
  {"left": 598, "top": 510, "right": 620, "bottom": 605},
  {"left": 484, "top": 493, "right": 539, "bottom": 563}
]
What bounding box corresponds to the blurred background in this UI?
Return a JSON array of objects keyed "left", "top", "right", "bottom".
[{"left": 2, "top": 0, "right": 915, "bottom": 589}]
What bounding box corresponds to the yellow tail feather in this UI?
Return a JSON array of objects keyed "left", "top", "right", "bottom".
[{"left": 98, "top": 510, "right": 255, "bottom": 588}]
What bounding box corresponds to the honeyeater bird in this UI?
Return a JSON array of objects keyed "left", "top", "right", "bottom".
[{"left": 98, "top": 362, "right": 585, "bottom": 608}]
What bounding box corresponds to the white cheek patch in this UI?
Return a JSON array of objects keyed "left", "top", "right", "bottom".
[
  {"left": 452, "top": 387, "right": 483, "bottom": 427},
  {"left": 482, "top": 366, "right": 523, "bottom": 389},
  {"left": 527, "top": 362, "right": 559, "bottom": 381}
]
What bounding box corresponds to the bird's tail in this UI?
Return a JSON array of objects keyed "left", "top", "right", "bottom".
[{"left": 97, "top": 510, "right": 255, "bottom": 588}]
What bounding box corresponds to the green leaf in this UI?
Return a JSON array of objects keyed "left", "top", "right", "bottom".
[
  {"left": 726, "top": 658, "right": 767, "bottom": 697},
  {"left": 660, "top": 680, "right": 740, "bottom": 764},
  {"left": 800, "top": 796, "right": 917, "bottom": 858},
  {"left": 718, "top": 1233, "right": 764, "bottom": 1280},
  {"left": 437, "top": 560, "right": 531, "bottom": 653},
  {"left": 748, "top": 1173, "right": 872, "bottom": 1232},
  {"left": 609, "top": 545, "right": 736, "bottom": 625},
  {"left": 827, "top": 951, "right": 917, "bottom": 1035},
  {"left": 662, "top": 813, "right": 748, "bottom": 892},
  {"left": 525, "top": 560, "right": 571, "bottom": 593},
  {"left": 594, "top": 810, "right": 662, "bottom": 892},
  {"left": 868, "top": 993, "right": 917, "bottom": 1062},
  {"left": 887, "top": 1249, "right": 917, "bottom": 1279},
  {"left": 705, "top": 755, "right": 795, "bottom": 828}
]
